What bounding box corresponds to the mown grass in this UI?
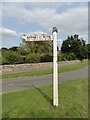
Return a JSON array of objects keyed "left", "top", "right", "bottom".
[
  {"left": 1, "top": 61, "right": 88, "bottom": 79},
  {"left": 2, "top": 78, "right": 88, "bottom": 118}
]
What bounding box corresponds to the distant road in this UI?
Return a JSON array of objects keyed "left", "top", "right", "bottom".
[{"left": 2, "top": 66, "right": 88, "bottom": 93}]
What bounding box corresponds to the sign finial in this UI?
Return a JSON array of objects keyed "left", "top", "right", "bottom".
[{"left": 52, "top": 27, "right": 58, "bottom": 33}]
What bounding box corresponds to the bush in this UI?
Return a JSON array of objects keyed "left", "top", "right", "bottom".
[
  {"left": 40, "top": 54, "right": 53, "bottom": 62},
  {"left": 58, "top": 54, "right": 63, "bottom": 61},
  {"left": 25, "top": 54, "right": 40, "bottom": 63},
  {"left": 2, "top": 57, "right": 10, "bottom": 65},
  {"left": 58, "top": 54, "right": 67, "bottom": 61},
  {"left": 62, "top": 54, "right": 67, "bottom": 61},
  {"left": 67, "top": 53, "right": 76, "bottom": 60},
  {"left": 58, "top": 53, "right": 76, "bottom": 61},
  {"left": 5, "top": 51, "right": 23, "bottom": 64}
]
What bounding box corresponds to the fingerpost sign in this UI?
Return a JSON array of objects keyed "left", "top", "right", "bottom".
[{"left": 22, "top": 27, "right": 58, "bottom": 107}]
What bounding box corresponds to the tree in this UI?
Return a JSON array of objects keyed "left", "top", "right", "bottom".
[
  {"left": 9, "top": 46, "right": 18, "bottom": 51},
  {"left": 18, "top": 45, "right": 27, "bottom": 55},
  {"left": 61, "top": 34, "right": 88, "bottom": 60},
  {"left": 20, "top": 40, "right": 53, "bottom": 55}
]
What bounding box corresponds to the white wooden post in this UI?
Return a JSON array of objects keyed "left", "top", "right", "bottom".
[{"left": 52, "top": 27, "right": 58, "bottom": 106}]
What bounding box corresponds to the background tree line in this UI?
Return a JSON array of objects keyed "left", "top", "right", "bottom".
[{"left": 0, "top": 34, "right": 89, "bottom": 65}]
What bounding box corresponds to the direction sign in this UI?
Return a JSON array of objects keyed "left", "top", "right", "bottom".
[
  {"left": 22, "top": 34, "right": 53, "bottom": 41},
  {"left": 22, "top": 27, "right": 58, "bottom": 107}
]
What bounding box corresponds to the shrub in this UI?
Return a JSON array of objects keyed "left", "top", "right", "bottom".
[
  {"left": 67, "top": 53, "right": 76, "bottom": 60},
  {"left": 25, "top": 54, "right": 40, "bottom": 63},
  {"left": 58, "top": 54, "right": 63, "bottom": 61},
  {"left": 2, "top": 57, "right": 10, "bottom": 65},
  {"left": 58, "top": 53, "right": 76, "bottom": 61},
  {"left": 5, "top": 51, "right": 23, "bottom": 64},
  {"left": 40, "top": 54, "right": 53, "bottom": 62}
]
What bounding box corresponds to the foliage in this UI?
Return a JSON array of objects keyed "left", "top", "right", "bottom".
[
  {"left": 22, "top": 41, "right": 53, "bottom": 54},
  {"left": 1, "top": 40, "right": 53, "bottom": 64},
  {"left": 17, "top": 46, "right": 27, "bottom": 56},
  {"left": 61, "top": 34, "right": 88, "bottom": 60},
  {"left": 66, "top": 53, "right": 77, "bottom": 60},
  {"left": 0, "top": 34, "right": 89, "bottom": 65},
  {"left": 5, "top": 51, "right": 23, "bottom": 64},
  {"left": 58, "top": 53, "right": 76, "bottom": 61},
  {"left": 40, "top": 54, "right": 53, "bottom": 62},
  {"left": 25, "top": 53, "right": 40, "bottom": 63},
  {"left": 1, "top": 47, "right": 8, "bottom": 51},
  {"left": 9, "top": 46, "right": 18, "bottom": 52},
  {"left": 2, "top": 57, "right": 10, "bottom": 65},
  {"left": 58, "top": 54, "right": 63, "bottom": 61}
]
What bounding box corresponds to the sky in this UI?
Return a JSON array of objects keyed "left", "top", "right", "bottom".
[{"left": 0, "top": 2, "right": 88, "bottom": 48}]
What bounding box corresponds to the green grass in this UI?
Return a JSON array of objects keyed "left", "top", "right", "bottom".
[
  {"left": 2, "top": 78, "right": 88, "bottom": 118},
  {"left": 1, "top": 61, "right": 88, "bottom": 79}
]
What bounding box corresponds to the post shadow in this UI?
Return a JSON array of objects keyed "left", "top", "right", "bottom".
[{"left": 33, "top": 85, "right": 53, "bottom": 106}]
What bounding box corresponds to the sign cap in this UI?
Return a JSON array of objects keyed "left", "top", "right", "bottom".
[{"left": 52, "top": 27, "right": 58, "bottom": 33}]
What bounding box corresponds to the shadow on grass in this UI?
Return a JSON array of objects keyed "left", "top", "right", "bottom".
[{"left": 33, "top": 86, "right": 53, "bottom": 106}]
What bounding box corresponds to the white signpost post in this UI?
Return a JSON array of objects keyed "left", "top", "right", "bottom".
[
  {"left": 52, "top": 27, "right": 58, "bottom": 106},
  {"left": 22, "top": 27, "right": 58, "bottom": 107}
]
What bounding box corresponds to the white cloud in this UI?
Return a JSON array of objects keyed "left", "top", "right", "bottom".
[
  {"left": 2, "top": 3, "right": 88, "bottom": 39},
  {"left": 57, "top": 7, "right": 88, "bottom": 34},
  {"left": 20, "top": 31, "right": 47, "bottom": 36},
  {"left": 29, "top": 31, "right": 47, "bottom": 35},
  {"left": 0, "top": 28, "right": 18, "bottom": 40},
  {"left": 2, "top": 3, "right": 56, "bottom": 24}
]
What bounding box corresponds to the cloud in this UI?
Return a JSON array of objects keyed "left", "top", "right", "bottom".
[
  {"left": 0, "top": 28, "right": 18, "bottom": 40},
  {"left": 2, "top": 3, "right": 88, "bottom": 38},
  {"left": 53, "top": 7, "right": 88, "bottom": 35},
  {"left": 2, "top": 3, "right": 56, "bottom": 24},
  {"left": 20, "top": 31, "right": 47, "bottom": 36}
]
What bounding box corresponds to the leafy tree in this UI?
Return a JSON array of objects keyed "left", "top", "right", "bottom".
[
  {"left": 18, "top": 46, "right": 27, "bottom": 56},
  {"left": 9, "top": 46, "right": 18, "bottom": 52},
  {"left": 61, "top": 34, "right": 88, "bottom": 60},
  {"left": 21, "top": 41, "right": 53, "bottom": 55},
  {"left": 1, "top": 47, "right": 8, "bottom": 51}
]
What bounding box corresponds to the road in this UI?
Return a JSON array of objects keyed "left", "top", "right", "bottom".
[{"left": 2, "top": 66, "right": 88, "bottom": 93}]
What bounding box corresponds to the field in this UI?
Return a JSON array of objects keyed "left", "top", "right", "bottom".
[
  {"left": 2, "top": 78, "right": 88, "bottom": 118},
  {"left": 1, "top": 61, "right": 88, "bottom": 79}
]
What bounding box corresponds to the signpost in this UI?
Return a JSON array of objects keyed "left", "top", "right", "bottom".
[
  {"left": 52, "top": 27, "right": 58, "bottom": 106},
  {"left": 22, "top": 27, "right": 58, "bottom": 107}
]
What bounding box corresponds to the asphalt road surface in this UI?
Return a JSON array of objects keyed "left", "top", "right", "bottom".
[{"left": 2, "top": 66, "right": 88, "bottom": 93}]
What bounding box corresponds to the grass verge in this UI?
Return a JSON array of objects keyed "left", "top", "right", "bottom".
[
  {"left": 2, "top": 78, "right": 88, "bottom": 118},
  {"left": 1, "top": 61, "right": 88, "bottom": 79}
]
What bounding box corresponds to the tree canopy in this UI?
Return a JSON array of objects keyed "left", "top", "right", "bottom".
[{"left": 61, "top": 34, "right": 88, "bottom": 60}]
